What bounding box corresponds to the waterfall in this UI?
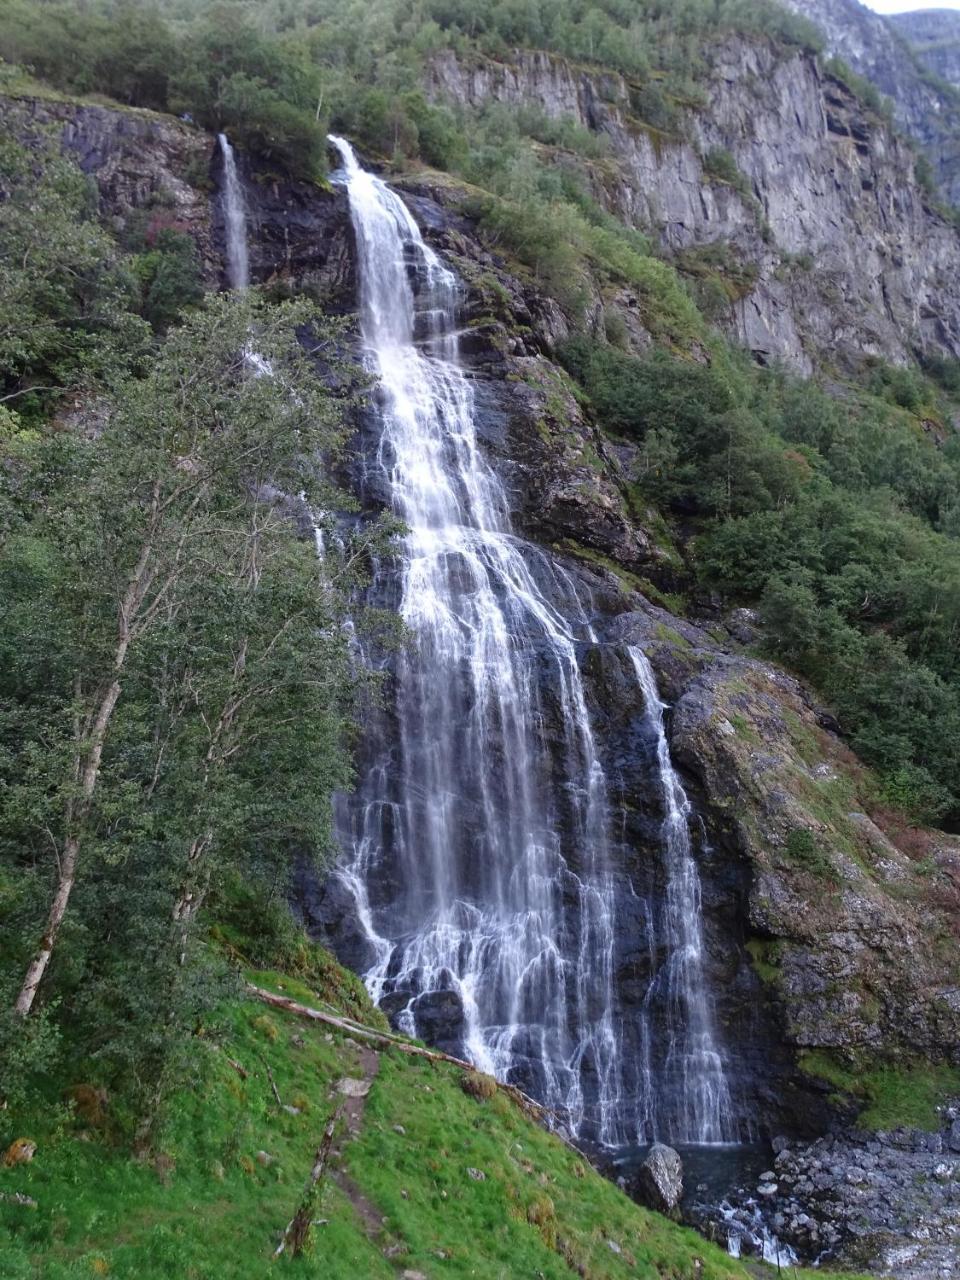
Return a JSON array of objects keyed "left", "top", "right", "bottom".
[
  {"left": 628, "top": 646, "right": 735, "bottom": 1145},
  {"left": 218, "top": 133, "right": 250, "bottom": 291},
  {"left": 328, "top": 134, "right": 736, "bottom": 1147}
]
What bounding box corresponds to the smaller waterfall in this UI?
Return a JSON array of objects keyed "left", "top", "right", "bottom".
[
  {"left": 628, "top": 646, "right": 736, "bottom": 1145},
  {"left": 218, "top": 133, "right": 250, "bottom": 291}
]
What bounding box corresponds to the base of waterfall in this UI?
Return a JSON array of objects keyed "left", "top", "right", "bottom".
[
  {"left": 602, "top": 1140, "right": 794, "bottom": 1264},
  {"left": 748, "top": 1116, "right": 960, "bottom": 1279},
  {"left": 618, "top": 1108, "right": 960, "bottom": 1278}
]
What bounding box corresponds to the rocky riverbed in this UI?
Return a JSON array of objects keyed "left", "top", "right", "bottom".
[{"left": 688, "top": 1105, "right": 960, "bottom": 1277}]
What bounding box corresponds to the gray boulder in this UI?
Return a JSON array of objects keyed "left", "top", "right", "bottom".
[{"left": 636, "top": 1143, "right": 684, "bottom": 1215}]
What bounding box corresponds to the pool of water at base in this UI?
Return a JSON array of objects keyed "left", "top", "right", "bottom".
[{"left": 602, "top": 1142, "right": 800, "bottom": 1268}]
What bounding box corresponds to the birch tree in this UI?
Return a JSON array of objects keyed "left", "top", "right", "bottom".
[{"left": 7, "top": 293, "right": 361, "bottom": 1017}]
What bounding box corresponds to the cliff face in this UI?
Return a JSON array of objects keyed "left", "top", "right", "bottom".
[
  {"left": 282, "top": 165, "right": 960, "bottom": 1141},
  {"left": 890, "top": 9, "right": 960, "bottom": 93},
  {"left": 783, "top": 0, "right": 960, "bottom": 205},
  {"left": 15, "top": 85, "right": 960, "bottom": 1138},
  {"left": 9, "top": 96, "right": 218, "bottom": 280},
  {"left": 426, "top": 39, "right": 960, "bottom": 375}
]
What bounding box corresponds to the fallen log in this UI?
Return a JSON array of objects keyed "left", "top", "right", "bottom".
[{"left": 245, "top": 983, "right": 549, "bottom": 1122}]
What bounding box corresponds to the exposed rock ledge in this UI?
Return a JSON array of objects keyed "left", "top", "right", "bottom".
[{"left": 425, "top": 39, "right": 960, "bottom": 375}]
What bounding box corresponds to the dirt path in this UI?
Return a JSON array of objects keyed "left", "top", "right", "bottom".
[{"left": 330, "top": 1043, "right": 386, "bottom": 1238}]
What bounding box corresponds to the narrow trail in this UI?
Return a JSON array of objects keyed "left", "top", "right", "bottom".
[{"left": 330, "top": 1043, "right": 386, "bottom": 1240}]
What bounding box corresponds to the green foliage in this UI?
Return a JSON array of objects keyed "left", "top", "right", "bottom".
[
  {"left": 800, "top": 1051, "right": 960, "bottom": 1131},
  {"left": 130, "top": 228, "right": 204, "bottom": 332},
  {"left": 784, "top": 827, "right": 837, "bottom": 881},
  {"left": 823, "top": 55, "right": 892, "bottom": 120},
  {"left": 703, "top": 146, "right": 751, "bottom": 196},
  {"left": 745, "top": 938, "right": 780, "bottom": 984},
  {"left": 0, "top": 290, "right": 394, "bottom": 1124},
  {"left": 561, "top": 334, "right": 960, "bottom": 824},
  {"left": 0, "top": 121, "right": 150, "bottom": 414},
  {"left": 0, "top": 0, "right": 826, "bottom": 182}
]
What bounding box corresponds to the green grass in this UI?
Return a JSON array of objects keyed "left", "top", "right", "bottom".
[
  {"left": 799, "top": 1051, "right": 960, "bottom": 1131},
  {"left": 745, "top": 938, "right": 780, "bottom": 984},
  {"left": 0, "top": 945, "right": 878, "bottom": 1279},
  {"left": 858, "top": 1064, "right": 960, "bottom": 1131}
]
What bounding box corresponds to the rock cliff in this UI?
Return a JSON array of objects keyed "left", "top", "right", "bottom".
[
  {"left": 783, "top": 0, "right": 960, "bottom": 205},
  {"left": 425, "top": 38, "right": 960, "bottom": 375}
]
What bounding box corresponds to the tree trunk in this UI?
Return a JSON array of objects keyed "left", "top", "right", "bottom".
[
  {"left": 14, "top": 677, "right": 122, "bottom": 1016},
  {"left": 14, "top": 833, "right": 79, "bottom": 1017}
]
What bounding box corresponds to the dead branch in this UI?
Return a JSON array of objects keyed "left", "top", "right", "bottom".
[
  {"left": 265, "top": 1061, "right": 283, "bottom": 1107},
  {"left": 274, "top": 1101, "right": 344, "bottom": 1258}
]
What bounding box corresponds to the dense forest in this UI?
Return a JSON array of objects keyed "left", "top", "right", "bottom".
[{"left": 2, "top": 0, "right": 960, "bottom": 1275}]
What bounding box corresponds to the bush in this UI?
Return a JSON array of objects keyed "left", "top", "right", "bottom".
[
  {"left": 132, "top": 229, "right": 204, "bottom": 332},
  {"left": 785, "top": 827, "right": 836, "bottom": 880},
  {"left": 703, "top": 147, "right": 752, "bottom": 199}
]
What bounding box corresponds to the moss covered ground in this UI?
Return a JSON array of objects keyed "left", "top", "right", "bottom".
[
  {"left": 799, "top": 1051, "right": 960, "bottom": 1132},
  {"left": 1, "top": 949, "right": 871, "bottom": 1280}
]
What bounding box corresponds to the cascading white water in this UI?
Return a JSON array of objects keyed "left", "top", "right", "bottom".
[
  {"left": 218, "top": 133, "right": 250, "bottom": 291},
  {"left": 628, "top": 646, "right": 736, "bottom": 1145},
  {"left": 328, "top": 134, "right": 736, "bottom": 1147}
]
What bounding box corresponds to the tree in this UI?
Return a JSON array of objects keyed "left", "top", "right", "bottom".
[{"left": 7, "top": 293, "right": 365, "bottom": 1017}]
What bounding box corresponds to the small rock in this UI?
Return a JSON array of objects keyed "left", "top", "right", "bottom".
[
  {"left": 466, "top": 1167, "right": 486, "bottom": 1181},
  {"left": 401, "top": 1188, "right": 409, "bottom": 1199},
  {"left": 2, "top": 1139, "right": 35, "bottom": 1169},
  {"left": 393, "top": 1124, "right": 406, "bottom": 1135},
  {"left": 211, "top": 1160, "right": 225, "bottom": 1181},
  {"left": 282, "top": 1104, "right": 302, "bottom": 1116},
  {"left": 256, "top": 1150, "right": 275, "bottom": 1167},
  {"left": 758, "top": 1182, "right": 778, "bottom": 1198},
  {"left": 606, "top": 1239, "right": 622, "bottom": 1254},
  {"left": 759, "top": 1170, "right": 776, "bottom": 1182},
  {"left": 402, "top": 1272, "right": 428, "bottom": 1280},
  {"left": 337, "top": 1077, "right": 371, "bottom": 1098}
]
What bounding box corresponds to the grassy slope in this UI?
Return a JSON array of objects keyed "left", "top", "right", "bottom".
[{"left": 0, "top": 952, "right": 871, "bottom": 1280}]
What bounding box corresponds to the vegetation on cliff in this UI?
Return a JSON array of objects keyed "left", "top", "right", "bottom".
[
  {"left": 2, "top": 0, "right": 960, "bottom": 1273},
  {"left": 561, "top": 337, "right": 960, "bottom": 825},
  {"left": 0, "top": 115, "right": 398, "bottom": 1137}
]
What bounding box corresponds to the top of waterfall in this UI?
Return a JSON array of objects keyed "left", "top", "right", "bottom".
[{"left": 327, "top": 134, "right": 360, "bottom": 174}]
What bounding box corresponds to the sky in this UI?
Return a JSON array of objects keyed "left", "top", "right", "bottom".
[{"left": 864, "top": 1, "right": 960, "bottom": 12}]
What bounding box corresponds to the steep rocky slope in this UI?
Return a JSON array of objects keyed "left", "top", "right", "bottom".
[
  {"left": 9, "top": 78, "right": 960, "bottom": 1274},
  {"left": 425, "top": 38, "right": 960, "bottom": 374},
  {"left": 16, "top": 79, "right": 960, "bottom": 1128},
  {"left": 782, "top": 0, "right": 960, "bottom": 205},
  {"left": 891, "top": 10, "right": 960, "bottom": 90}
]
